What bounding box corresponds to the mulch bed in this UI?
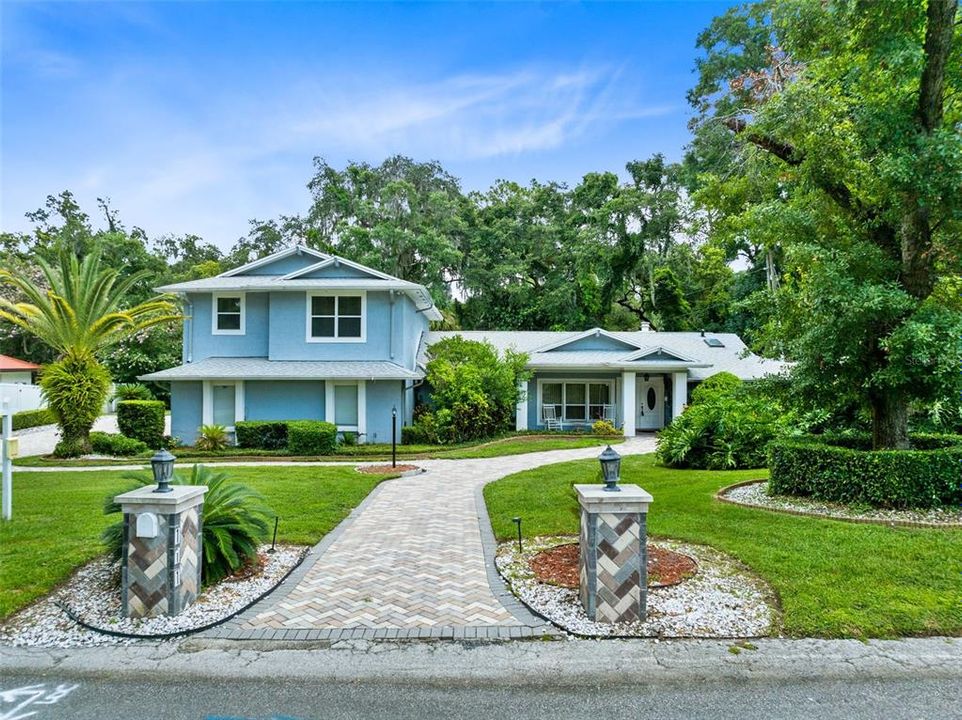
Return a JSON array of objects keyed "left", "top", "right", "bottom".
[
  {"left": 530, "top": 542, "right": 697, "bottom": 588},
  {"left": 357, "top": 464, "right": 420, "bottom": 474}
]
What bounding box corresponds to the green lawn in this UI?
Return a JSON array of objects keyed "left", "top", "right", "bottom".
[
  {"left": 0, "top": 465, "right": 387, "bottom": 620},
  {"left": 484, "top": 454, "right": 962, "bottom": 639},
  {"left": 13, "top": 434, "right": 622, "bottom": 467}
]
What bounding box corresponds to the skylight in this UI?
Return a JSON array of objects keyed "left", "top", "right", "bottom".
[{"left": 704, "top": 337, "right": 725, "bottom": 348}]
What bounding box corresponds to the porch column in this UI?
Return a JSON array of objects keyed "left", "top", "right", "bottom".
[
  {"left": 622, "top": 371, "right": 636, "bottom": 437},
  {"left": 671, "top": 372, "right": 688, "bottom": 421},
  {"left": 515, "top": 379, "right": 528, "bottom": 431}
]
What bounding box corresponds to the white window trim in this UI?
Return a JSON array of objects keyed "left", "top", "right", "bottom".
[
  {"left": 211, "top": 293, "right": 246, "bottom": 336},
  {"left": 306, "top": 291, "right": 367, "bottom": 343},
  {"left": 202, "top": 380, "right": 245, "bottom": 432},
  {"left": 324, "top": 380, "right": 367, "bottom": 441},
  {"left": 536, "top": 378, "right": 616, "bottom": 425}
]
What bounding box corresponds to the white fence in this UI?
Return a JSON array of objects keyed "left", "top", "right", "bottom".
[{"left": 0, "top": 383, "right": 45, "bottom": 414}]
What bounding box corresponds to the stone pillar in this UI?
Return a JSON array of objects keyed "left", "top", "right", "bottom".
[
  {"left": 114, "top": 485, "right": 207, "bottom": 618},
  {"left": 575, "top": 484, "right": 652, "bottom": 623}
]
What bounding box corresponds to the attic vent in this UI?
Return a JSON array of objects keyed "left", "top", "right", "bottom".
[{"left": 704, "top": 337, "right": 725, "bottom": 348}]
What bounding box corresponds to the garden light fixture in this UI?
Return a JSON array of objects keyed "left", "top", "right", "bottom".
[
  {"left": 151, "top": 449, "right": 176, "bottom": 493},
  {"left": 512, "top": 516, "right": 523, "bottom": 553},
  {"left": 598, "top": 445, "right": 622, "bottom": 492}
]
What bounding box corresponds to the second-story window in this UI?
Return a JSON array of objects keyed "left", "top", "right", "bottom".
[
  {"left": 308, "top": 293, "right": 365, "bottom": 342},
  {"left": 212, "top": 293, "right": 245, "bottom": 335}
]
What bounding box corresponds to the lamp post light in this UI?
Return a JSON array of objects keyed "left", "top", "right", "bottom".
[
  {"left": 151, "top": 449, "right": 176, "bottom": 493},
  {"left": 598, "top": 445, "right": 622, "bottom": 492},
  {"left": 391, "top": 406, "right": 397, "bottom": 469}
]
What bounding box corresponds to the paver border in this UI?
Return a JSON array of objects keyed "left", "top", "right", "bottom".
[{"left": 202, "top": 475, "right": 560, "bottom": 642}]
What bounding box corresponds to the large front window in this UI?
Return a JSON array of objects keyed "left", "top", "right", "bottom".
[
  {"left": 541, "top": 381, "right": 614, "bottom": 424},
  {"left": 307, "top": 293, "right": 365, "bottom": 341}
]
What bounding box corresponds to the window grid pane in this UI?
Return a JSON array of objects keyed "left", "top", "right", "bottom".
[
  {"left": 217, "top": 313, "right": 241, "bottom": 331},
  {"left": 310, "top": 295, "right": 363, "bottom": 338}
]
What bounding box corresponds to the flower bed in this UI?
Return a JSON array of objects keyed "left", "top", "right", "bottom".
[
  {"left": 0, "top": 545, "right": 306, "bottom": 648},
  {"left": 496, "top": 535, "right": 776, "bottom": 638}
]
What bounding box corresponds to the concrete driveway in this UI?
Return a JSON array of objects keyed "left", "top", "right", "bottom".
[{"left": 12, "top": 414, "right": 172, "bottom": 457}]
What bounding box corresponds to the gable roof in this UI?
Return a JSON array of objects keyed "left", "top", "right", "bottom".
[
  {"left": 420, "top": 330, "right": 786, "bottom": 381},
  {"left": 0, "top": 354, "right": 40, "bottom": 371},
  {"left": 219, "top": 245, "right": 330, "bottom": 277},
  {"left": 155, "top": 245, "right": 443, "bottom": 321},
  {"left": 533, "top": 328, "right": 642, "bottom": 353}
]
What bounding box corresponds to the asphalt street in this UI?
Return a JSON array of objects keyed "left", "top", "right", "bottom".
[{"left": 2, "top": 674, "right": 960, "bottom": 720}]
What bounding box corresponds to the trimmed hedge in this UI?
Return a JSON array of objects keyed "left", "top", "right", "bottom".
[
  {"left": 117, "top": 400, "right": 166, "bottom": 449},
  {"left": 769, "top": 434, "right": 962, "bottom": 509},
  {"left": 12, "top": 408, "right": 56, "bottom": 431},
  {"left": 235, "top": 421, "right": 290, "bottom": 450},
  {"left": 286, "top": 420, "right": 337, "bottom": 455},
  {"left": 90, "top": 431, "right": 149, "bottom": 457}
]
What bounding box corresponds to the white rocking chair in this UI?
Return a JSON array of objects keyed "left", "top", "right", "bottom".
[{"left": 542, "top": 405, "right": 564, "bottom": 431}]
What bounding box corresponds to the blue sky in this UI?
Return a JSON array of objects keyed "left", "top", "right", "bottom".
[{"left": 2, "top": 1, "right": 733, "bottom": 249}]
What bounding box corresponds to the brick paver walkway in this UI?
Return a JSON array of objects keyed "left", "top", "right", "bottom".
[{"left": 217, "top": 436, "right": 656, "bottom": 639}]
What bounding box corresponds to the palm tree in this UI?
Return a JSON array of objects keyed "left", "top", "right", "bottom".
[{"left": 0, "top": 248, "right": 180, "bottom": 456}]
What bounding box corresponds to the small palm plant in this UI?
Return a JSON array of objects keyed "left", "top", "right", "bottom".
[
  {"left": 103, "top": 464, "right": 274, "bottom": 584},
  {"left": 195, "top": 424, "right": 230, "bottom": 451},
  {"left": 0, "top": 248, "right": 179, "bottom": 456}
]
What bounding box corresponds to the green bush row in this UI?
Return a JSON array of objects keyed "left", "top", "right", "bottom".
[
  {"left": 235, "top": 421, "right": 289, "bottom": 450},
  {"left": 11, "top": 408, "right": 56, "bottom": 431},
  {"left": 233, "top": 419, "right": 337, "bottom": 455},
  {"left": 286, "top": 421, "right": 337, "bottom": 455},
  {"left": 90, "top": 431, "right": 149, "bottom": 457},
  {"left": 768, "top": 435, "right": 962, "bottom": 509},
  {"left": 117, "top": 400, "right": 166, "bottom": 449}
]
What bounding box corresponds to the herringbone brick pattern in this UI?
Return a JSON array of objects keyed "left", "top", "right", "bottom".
[
  {"left": 242, "top": 436, "right": 656, "bottom": 630},
  {"left": 126, "top": 519, "right": 169, "bottom": 618}
]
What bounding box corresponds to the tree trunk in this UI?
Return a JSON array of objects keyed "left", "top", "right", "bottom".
[{"left": 869, "top": 390, "right": 910, "bottom": 450}]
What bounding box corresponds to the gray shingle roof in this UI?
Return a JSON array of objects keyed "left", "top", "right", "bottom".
[
  {"left": 421, "top": 330, "right": 787, "bottom": 381},
  {"left": 140, "top": 357, "right": 423, "bottom": 381}
]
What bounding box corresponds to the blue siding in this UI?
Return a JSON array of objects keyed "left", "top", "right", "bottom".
[
  {"left": 547, "top": 334, "right": 637, "bottom": 352},
  {"left": 301, "top": 264, "right": 379, "bottom": 279},
  {"left": 188, "top": 292, "right": 269, "bottom": 361},
  {"left": 365, "top": 380, "right": 404, "bottom": 443},
  {"left": 170, "top": 382, "right": 203, "bottom": 445},
  {"left": 246, "top": 381, "right": 325, "bottom": 421},
  {"left": 240, "top": 254, "right": 320, "bottom": 276},
  {"left": 268, "top": 290, "right": 398, "bottom": 362}
]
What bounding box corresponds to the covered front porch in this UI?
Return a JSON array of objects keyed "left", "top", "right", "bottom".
[{"left": 516, "top": 370, "right": 692, "bottom": 437}]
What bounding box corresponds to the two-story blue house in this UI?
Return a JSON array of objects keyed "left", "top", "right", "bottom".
[{"left": 143, "top": 245, "right": 783, "bottom": 444}]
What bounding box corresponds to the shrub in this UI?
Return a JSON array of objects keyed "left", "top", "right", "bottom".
[
  {"left": 195, "top": 424, "right": 230, "bottom": 451},
  {"left": 769, "top": 435, "right": 962, "bottom": 508},
  {"left": 111, "top": 383, "right": 153, "bottom": 402},
  {"left": 90, "top": 431, "right": 149, "bottom": 456},
  {"left": 657, "top": 384, "right": 788, "bottom": 470},
  {"left": 11, "top": 408, "right": 56, "bottom": 431},
  {"left": 339, "top": 431, "right": 358, "bottom": 447},
  {"left": 416, "top": 336, "right": 530, "bottom": 444},
  {"left": 287, "top": 420, "right": 337, "bottom": 455},
  {"left": 235, "top": 420, "right": 289, "bottom": 450},
  {"left": 117, "top": 400, "right": 166, "bottom": 449},
  {"left": 401, "top": 425, "right": 427, "bottom": 445},
  {"left": 592, "top": 419, "right": 620, "bottom": 436},
  {"left": 42, "top": 355, "right": 112, "bottom": 456},
  {"left": 103, "top": 464, "right": 273, "bottom": 584},
  {"left": 690, "top": 371, "right": 742, "bottom": 405}
]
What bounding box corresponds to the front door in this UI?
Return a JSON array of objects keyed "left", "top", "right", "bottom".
[{"left": 636, "top": 376, "right": 664, "bottom": 430}]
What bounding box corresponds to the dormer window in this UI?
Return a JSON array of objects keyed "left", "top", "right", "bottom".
[
  {"left": 307, "top": 292, "right": 366, "bottom": 342},
  {"left": 212, "top": 293, "right": 245, "bottom": 335}
]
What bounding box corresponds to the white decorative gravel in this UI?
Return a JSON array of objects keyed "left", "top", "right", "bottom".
[
  {"left": 723, "top": 481, "right": 962, "bottom": 526},
  {"left": 497, "top": 536, "right": 775, "bottom": 638},
  {"left": 0, "top": 545, "right": 306, "bottom": 648}
]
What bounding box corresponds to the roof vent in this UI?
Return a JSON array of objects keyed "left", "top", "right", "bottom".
[
  {"left": 704, "top": 337, "right": 724, "bottom": 348},
  {"left": 640, "top": 321, "right": 652, "bottom": 332}
]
